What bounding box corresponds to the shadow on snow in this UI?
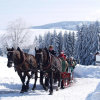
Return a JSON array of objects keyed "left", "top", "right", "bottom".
[
  {"left": 85, "top": 82, "right": 100, "bottom": 100},
  {"left": 0, "top": 83, "right": 46, "bottom": 97}
]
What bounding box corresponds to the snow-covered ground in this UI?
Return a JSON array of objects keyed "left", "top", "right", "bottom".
[{"left": 0, "top": 56, "right": 100, "bottom": 100}]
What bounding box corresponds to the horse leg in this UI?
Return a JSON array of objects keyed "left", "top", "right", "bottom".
[
  {"left": 39, "top": 71, "right": 48, "bottom": 91},
  {"left": 40, "top": 71, "right": 44, "bottom": 85},
  {"left": 44, "top": 76, "right": 49, "bottom": 91},
  {"left": 17, "top": 72, "right": 26, "bottom": 93},
  {"left": 61, "top": 79, "right": 64, "bottom": 89},
  {"left": 56, "top": 72, "right": 61, "bottom": 91},
  {"left": 32, "top": 72, "right": 38, "bottom": 90},
  {"left": 49, "top": 71, "right": 53, "bottom": 95},
  {"left": 25, "top": 72, "right": 31, "bottom": 91}
]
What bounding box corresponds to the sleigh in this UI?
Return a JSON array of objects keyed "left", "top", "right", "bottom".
[{"left": 61, "top": 72, "right": 73, "bottom": 88}]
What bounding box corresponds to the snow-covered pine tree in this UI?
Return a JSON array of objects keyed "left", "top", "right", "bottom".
[
  {"left": 57, "top": 31, "right": 63, "bottom": 54},
  {"left": 84, "top": 22, "right": 99, "bottom": 65},
  {"left": 38, "top": 35, "right": 43, "bottom": 48},
  {"left": 71, "top": 31, "right": 76, "bottom": 57},
  {"left": 51, "top": 30, "right": 59, "bottom": 55},
  {"left": 44, "top": 31, "right": 52, "bottom": 48},
  {"left": 76, "top": 21, "right": 100, "bottom": 65},
  {"left": 63, "top": 31, "right": 76, "bottom": 57},
  {"left": 76, "top": 25, "right": 87, "bottom": 64},
  {"left": 34, "top": 36, "right": 39, "bottom": 48},
  {"left": 67, "top": 32, "right": 75, "bottom": 57},
  {"left": 63, "top": 31, "right": 68, "bottom": 55}
]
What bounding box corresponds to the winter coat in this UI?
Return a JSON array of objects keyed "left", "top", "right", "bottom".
[
  {"left": 68, "top": 60, "right": 76, "bottom": 72},
  {"left": 49, "top": 50, "right": 56, "bottom": 56},
  {"left": 58, "top": 54, "right": 67, "bottom": 72}
]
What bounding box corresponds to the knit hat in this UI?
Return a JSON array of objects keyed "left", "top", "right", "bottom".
[{"left": 60, "top": 51, "right": 64, "bottom": 54}]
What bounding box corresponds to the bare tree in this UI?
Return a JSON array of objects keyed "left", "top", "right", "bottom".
[{"left": 6, "top": 18, "right": 30, "bottom": 49}]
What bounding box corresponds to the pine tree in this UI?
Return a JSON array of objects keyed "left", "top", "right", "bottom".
[
  {"left": 63, "top": 31, "right": 68, "bottom": 55},
  {"left": 44, "top": 31, "right": 52, "bottom": 48},
  {"left": 76, "top": 21, "right": 100, "bottom": 65},
  {"left": 57, "top": 31, "right": 63, "bottom": 54}
]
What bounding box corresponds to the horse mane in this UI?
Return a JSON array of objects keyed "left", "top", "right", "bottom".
[
  {"left": 17, "top": 47, "right": 25, "bottom": 64},
  {"left": 44, "top": 47, "right": 50, "bottom": 64}
]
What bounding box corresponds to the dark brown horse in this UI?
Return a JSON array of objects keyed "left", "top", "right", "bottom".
[
  {"left": 7, "top": 47, "right": 38, "bottom": 93},
  {"left": 35, "top": 47, "right": 62, "bottom": 95}
]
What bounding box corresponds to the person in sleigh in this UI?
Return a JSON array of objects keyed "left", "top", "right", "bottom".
[
  {"left": 58, "top": 51, "right": 67, "bottom": 72},
  {"left": 48, "top": 45, "right": 56, "bottom": 56},
  {"left": 58, "top": 51, "right": 69, "bottom": 88},
  {"left": 67, "top": 57, "right": 77, "bottom": 82}
]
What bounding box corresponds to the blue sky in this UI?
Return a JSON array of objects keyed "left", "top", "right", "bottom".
[{"left": 0, "top": 0, "right": 100, "bottom": 29}]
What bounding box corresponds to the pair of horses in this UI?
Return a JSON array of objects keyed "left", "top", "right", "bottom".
[{"left": 7, "top": 47, "right": 65, "bottom": 95}]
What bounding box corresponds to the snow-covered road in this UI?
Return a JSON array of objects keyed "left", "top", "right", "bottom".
[{"left": 0, "top": 56, "right": 100, "bottom": 100}]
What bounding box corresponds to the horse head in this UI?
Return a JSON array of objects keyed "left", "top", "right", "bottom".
[
  {"left": 7, "top": 47, "right": 15, "bottom": 68},
  {"left": 35, "top": 48, "right": 43, "bottom": 70},
  {"left": 35, "top": 47, "right": 50, "bottom": 70},
  {"left": 7, "top": 47, "right": 24, "bottom": 68}
]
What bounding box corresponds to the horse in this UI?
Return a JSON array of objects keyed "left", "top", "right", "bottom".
[
  {"left": 7, "top": 47, "right": 38, "bottom": 93},
  {"left": 35, "top": 47, "right": 62, "bottom": 95}
]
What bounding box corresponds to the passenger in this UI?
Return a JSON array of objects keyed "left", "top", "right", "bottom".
[
  {"left": 67, "top": 57, "right": 77, "bottom": 81},
  {"left": 48, "top": 45, "right": 56, "bottom": 56},
  {"left": 58, "top": 51, "right": 66, "bottom": 60},
  {"left": 59, "top": 51, "right": 68, "bottom": 72},
  {"left": 68, "top": 57, "right": 76, "bottom": 72}
]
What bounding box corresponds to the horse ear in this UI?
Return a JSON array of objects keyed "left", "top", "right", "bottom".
[
  {"left": 6, "top": 47, "right": 9, "bottom": 51},
  {"left": 17, "top": 47, "right": 21, "bottom": 51},
  {"left": 12, "top": 47, "right": 14, "bottom": 50}
]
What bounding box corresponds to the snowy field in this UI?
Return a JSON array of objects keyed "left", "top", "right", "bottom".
[{"left": 0, "top": 56, "right": 100, "bottom": 100}]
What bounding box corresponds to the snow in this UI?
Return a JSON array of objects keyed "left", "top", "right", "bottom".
[
  {"left": 74, "top": 64, "right": 100, "bottom": 78},
  {"left": 0, "top": 56, "right": 100, "bottom": 100}
]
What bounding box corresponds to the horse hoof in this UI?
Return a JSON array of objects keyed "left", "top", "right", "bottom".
[
  {"left": 32, "top": 85, "right": 36, "bottom": 90},
  {"left": 20, "top": 91, "right": 24, "bottom": 93},
  {"left": 25, "top": 86, "right": 29, "bottom": 92},
  {"left": 44, "top": 87, "right": 48, "bottom": 91},
  {"left": 56, "top": 88, "right": 58, "bottom": 91},
  {"left": 61, "top": 87, "right": 64, "bottom": 89},
  {"left": 45, "top": 87, "right": 48, "bottom": 91},
  {"left": 49, "top": 91, "right": 53, "bottom": 95},
  {"left": 32, "top": 88, "right": 34, "bottom": 90},
  {"left": 24, "top": 89, "right": 28, "bottom": 92},
  {"left": 32, "top": 88, "right": 34, "bottom": 91},
  {"left": 32, "top": 87, "right": 35, "bottom": 90}
]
